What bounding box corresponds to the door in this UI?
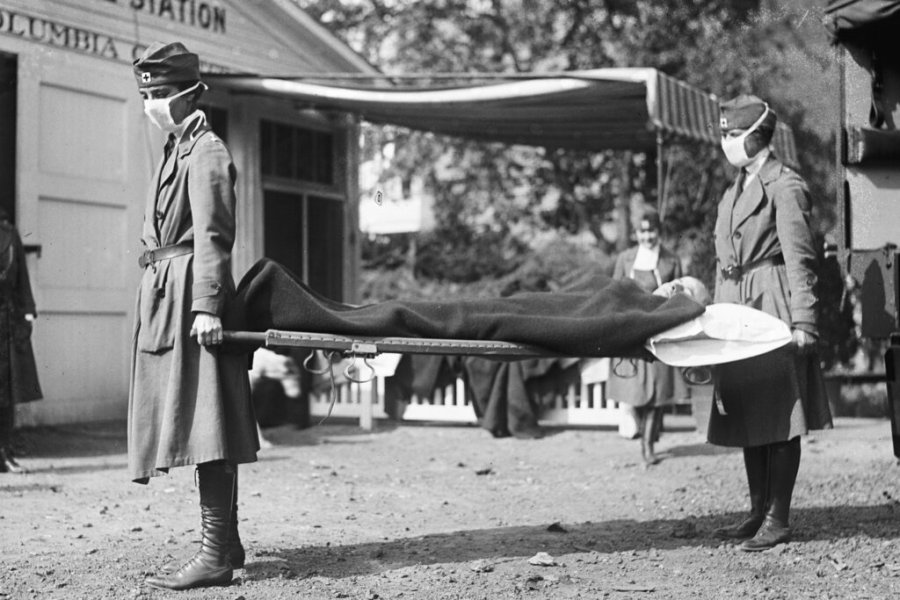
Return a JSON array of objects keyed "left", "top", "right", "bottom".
[
  {"left": 0, "top": 53, "right": 14, "bottom": 222},
  {"left": 15, "top": 53, "right": 145, "bottom": 424}
]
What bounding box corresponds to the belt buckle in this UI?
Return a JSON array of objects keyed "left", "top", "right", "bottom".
[{"left": 722, "top": 264, "right": 742, "bottom": 281}]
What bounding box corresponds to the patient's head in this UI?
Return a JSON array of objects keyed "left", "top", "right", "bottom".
[{"left": 653, "top": 276, "right": 710, "bottom": 306}]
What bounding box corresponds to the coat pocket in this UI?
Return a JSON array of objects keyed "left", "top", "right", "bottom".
[
  {"left": 137, "top": 262, "right": 177, "bottom": 353},
  {"left": 748, "top": 268, "right": 792, "bottom": 326}
]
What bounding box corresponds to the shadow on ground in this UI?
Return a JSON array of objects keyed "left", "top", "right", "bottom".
[
  {"left": 244, "top": 503, "right": 900, "bottom": 582},
  {"left": 664, "top": 443, "right": 740, "bottom": 458}
]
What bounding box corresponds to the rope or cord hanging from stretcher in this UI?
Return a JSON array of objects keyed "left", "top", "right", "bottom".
[{"left": 302, "top": 350, "right": 378, "bottom": 426}]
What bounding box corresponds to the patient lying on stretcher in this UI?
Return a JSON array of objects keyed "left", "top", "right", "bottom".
[
  {"left": 647, "top": 276, "right": 791, "bottom": 369},
  {"left": 234, "top": 258, "right": 790, "bottom": 366},
  {"left": 234, "top": 258, "right": 707, "bottom": 360},
  {"left": 653, "top": 276, "right": 710, "bottom": 306}
]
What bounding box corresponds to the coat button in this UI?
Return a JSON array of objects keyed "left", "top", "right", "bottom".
[{"left": 733, "top": 231, "right": 742, "bottom": 239}]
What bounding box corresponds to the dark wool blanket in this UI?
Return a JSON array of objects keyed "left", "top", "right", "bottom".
[{"left": 234, "top": 259, "right": 705, "bottom": 359}]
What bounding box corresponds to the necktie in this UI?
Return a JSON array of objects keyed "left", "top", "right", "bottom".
[
  {"left": 164, "top": 134, "right": 176, "bottom": 161},
  {"left": 728, "top": 169, "right": 747, "bottom": 233},
  {"left": 736, "top": 168, "right": 747, "bottom": 193}
]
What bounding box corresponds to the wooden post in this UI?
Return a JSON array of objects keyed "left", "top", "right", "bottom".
[
  {"left": 656, "top": 131, "right": 666, "bottom": 221},
  {"left": 359, "top": 378, "right": 374, "bottom": 431}
]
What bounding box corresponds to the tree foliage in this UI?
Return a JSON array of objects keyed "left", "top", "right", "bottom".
[
  {"left": 300, "top": 0, "right": 834, "bottom": 242},
  {"left": 296, "top": 0, "right": 851, "bottom": 360}
]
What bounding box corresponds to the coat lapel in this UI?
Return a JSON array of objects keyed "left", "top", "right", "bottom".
[
  {"left": 156, "top": 145, "right": 177, "bottom": 194},
  {"left": 730, "top": 157, "right": 779, "bottom": 233},
  {"left": 756, "top": 156, "right": 784, "bottom": 205},
  {"left": 154, "top": 115, "right": 210, "bottom": 227},
  {"left": 144, "top": 156, "right": 166, "bottom": 246},
  {"left": 731, "top": 180, "right": 763, "bottom": 233},
  {"left": 718, "top": 178, "right": 740, "bottom": 233}
]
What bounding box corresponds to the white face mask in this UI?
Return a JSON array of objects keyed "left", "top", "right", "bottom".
[
  {"left": 143, "top": 82, "right": 203, "bottom": 132},
  {"left": 720, "top": 105, "right": 770, "bottom": 168}
]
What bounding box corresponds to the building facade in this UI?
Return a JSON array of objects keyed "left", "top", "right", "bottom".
[{"left": 0, "top": 0, "right": 374, "bottom": 425}]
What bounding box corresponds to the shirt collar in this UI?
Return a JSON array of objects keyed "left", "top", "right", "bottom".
[{"left": 633, "top": 244, "right": 660, "bottom": 271}]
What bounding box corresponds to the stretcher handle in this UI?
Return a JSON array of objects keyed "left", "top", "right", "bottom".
[{"left": 222, "top": 331, "right": 267, "bottom": 347}]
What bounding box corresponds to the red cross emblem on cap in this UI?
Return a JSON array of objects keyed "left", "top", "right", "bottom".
[{"left": 141, "top": 72, "right": 151, "bottom": 84}]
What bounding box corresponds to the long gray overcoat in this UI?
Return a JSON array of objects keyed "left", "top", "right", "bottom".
[
  {"left": 128, "top": 114, "right": 258, "bottom": 483},
  {"left": 0, "top": 222, "right": 42, "bottom": 407},
  {"left": 708, "top": 155, "right": 832, "bottom": 447}
]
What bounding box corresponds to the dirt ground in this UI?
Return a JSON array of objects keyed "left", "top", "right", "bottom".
[{"left": 2, "top": 414, "right": 900, "bottom": 600}]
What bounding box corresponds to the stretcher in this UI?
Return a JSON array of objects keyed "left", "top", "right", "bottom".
[
  {"left": 225, "top": 329, "right": 562, "bottom": 429},
  {"left": 224, "top": 302, "right": 792, "bottom": 367},
  {"left": 224, "top": 329, "right": 557, "bottom": 360},
  {"left": 224, "top": 302, "right": 794, "bottom": 429}
]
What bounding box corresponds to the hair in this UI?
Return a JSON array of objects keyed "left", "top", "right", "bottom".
[
  {"left": 638, "top": 208, "right": 661, "bottom": 231},
  {"left": 747, "top": 108, "right": 777, "bottom": 153},
  {"left": 177, "top": 80, "right": 205, "bottom": 110}
]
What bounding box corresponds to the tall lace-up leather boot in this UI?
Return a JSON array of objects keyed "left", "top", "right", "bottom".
[
  {"left": 714, "top": 445, "right": 768, "bottom": 540},
  {"left": 742, "top": 437, "right": 800, "bottom": 552},
  {"left": 146, "top": 462, "right": 235, "bottom": 590},
  {"left": 160, "top": 466, "right": 245, "bottom": 573}
]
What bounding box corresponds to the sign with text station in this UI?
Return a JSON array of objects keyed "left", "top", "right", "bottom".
[
  {"left": 100, "top": 0, "right": 226, "bottom": 34},
  {"left": 0, "top": 3, "right": 230, "bottom": 71}
]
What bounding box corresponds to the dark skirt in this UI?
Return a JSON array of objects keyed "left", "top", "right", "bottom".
[
  {"left": 707, "top": 345, "right": 833, "bottom": 447},
  {"left": 606, "top": 359, "right": 676, "bottom": 408}
]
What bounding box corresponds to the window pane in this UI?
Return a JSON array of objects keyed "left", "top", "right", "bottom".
[
  {"left": 274, "top": 124, "right": 294, "bottom": 179},
  {"left": 295, "top": 128, "right": 314, "bottom": 182},
  {"left": 315, "top": 131, "right": 334, "bottom": 185},
  {"left": 263, "top": 190, "right": 304, "bottom": 280},
  {"left": 259, "top": 120, "right": 336, "bottom": 185},
  {"left": 260, "top": 120, "right": 273, "bottom": 176},
  {"left": 202, "top": 105, "right": 228, "bottom": 142},
  {"left": 307, "top": 195, "right": 344, "bottom": 301}
]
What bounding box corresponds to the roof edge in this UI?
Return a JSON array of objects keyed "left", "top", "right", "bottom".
[{"left": 269, "top": 0, "right": 382, "bottom": 75}]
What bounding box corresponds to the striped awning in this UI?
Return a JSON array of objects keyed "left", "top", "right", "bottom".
[{"left": 209, "top": 68, "right": 798, "bottom": 165}]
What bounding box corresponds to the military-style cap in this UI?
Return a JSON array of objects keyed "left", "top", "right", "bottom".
[
  {"left": 133, "top": 42, "right": 201, "bottom": 89},
  {"left": 719, "top": 94, "right": 777, "bottom": 133}
]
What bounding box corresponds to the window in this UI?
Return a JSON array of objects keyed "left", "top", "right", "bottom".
[
  {"left": 260, "top": 120, "right": 334, "bottom": 185},
  {"left": 260, "top": 119, "right": 345, "bottom": 301},
  {"left": 202, "top": 104, "right": 228, "bottom": 142}
]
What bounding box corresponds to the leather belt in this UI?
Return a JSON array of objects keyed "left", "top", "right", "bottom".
[
  {"left": 721, "top": 254, "right": 784, "bottom": 281},
  {"left": 138, "top": 243, "right": 193, "bottom": 269}
]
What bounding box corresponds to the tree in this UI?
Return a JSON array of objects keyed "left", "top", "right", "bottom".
[
  {"left": 300, "top": 0, "right": 833, "bottom": 250},
  {"left": 295, "top": 0, "right": 853, "bottom": 364}
]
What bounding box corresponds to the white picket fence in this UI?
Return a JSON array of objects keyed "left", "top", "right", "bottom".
[{"left": 308, "top": 357, "right": 623, "bottom": 430}]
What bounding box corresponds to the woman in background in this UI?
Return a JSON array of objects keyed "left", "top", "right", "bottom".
[{"left": 607, "top": 208, "right": 682, "bottom": 465}]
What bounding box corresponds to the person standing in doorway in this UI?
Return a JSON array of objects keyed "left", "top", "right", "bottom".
[
  {"left": 129, "top": 42, "right": 258, "bottom": 590},
  {"left": 607, "top": 208, "right": 682, "bottom": 465},
  {"left": 710, "top": 94, "right": 832, "bottom": 552},
  {"left": 0, "top": 208, "right": 41, "bottom": 474}
]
